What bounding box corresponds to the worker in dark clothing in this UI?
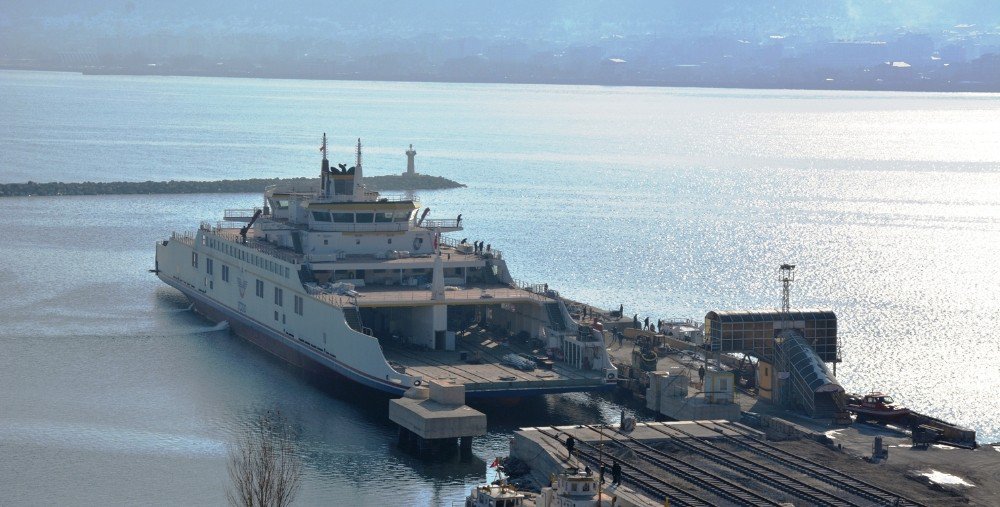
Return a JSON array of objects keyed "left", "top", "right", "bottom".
[
  {"left": 698, "top": 365, "right": 706, "bottom": 383},
  {"left": 611, "top": 460, "right": 622, "bottom": 485},
  {"left": 599, "top": 463, "right": 606, "bottom": 483},
  {"left": 565, "top": 436, "right": 575, "bottom": 460},
  {"left": 584, "top": 465, "right": 591, "bottom": 476},
  {"left": 643, "top": 316, "right": 649, "bottom": 330},
  {"left": 633, "top": 314, "right": 639, "bottom": 329},
  {"left": 457, "top": 213, "right": 462, "bottom": 225}
]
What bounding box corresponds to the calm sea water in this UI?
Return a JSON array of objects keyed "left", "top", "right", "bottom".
[{"left": 2, "top": 70, "right": 1000, "bottom": 505}]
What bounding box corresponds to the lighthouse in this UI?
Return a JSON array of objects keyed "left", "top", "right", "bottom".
[{"left": 405, "top": 144, "right": 417, "bottom": 175}]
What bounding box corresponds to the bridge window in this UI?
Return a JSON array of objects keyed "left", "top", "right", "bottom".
[
  {"left": 332, "top": 213, "right": 354, "bottom": 223},
  {"left": 333, "top": 179, "right": 351, "bottom": 195},
  {"left": 374, "top": 212, "right": 393, "bottom": 223},
  {"left": 355, "top": 213, "right": 374, "bottom": 223},
  {"left": 394, "top": 210, "right": 414, "bottom": 222},
  {"left": 312, "top": 211, "right": 331, "bottom": 222}
]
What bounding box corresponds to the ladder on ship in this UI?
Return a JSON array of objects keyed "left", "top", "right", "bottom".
[
  {"left": 344, "top": 305, "right": 371, "bottom": 336},
  {"left": 545, "top": 302, "right": 566, "bottom": 331}
]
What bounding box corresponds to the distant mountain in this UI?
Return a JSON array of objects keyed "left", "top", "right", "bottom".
[{"left": 3, "top": 1, "right": 999, "bottom": 91}]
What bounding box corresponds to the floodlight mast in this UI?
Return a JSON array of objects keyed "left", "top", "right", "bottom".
[{"left": 779, "top": 264, "right": 796, "bottom": 314}]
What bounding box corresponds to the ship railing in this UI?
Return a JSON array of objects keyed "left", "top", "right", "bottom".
[
  {"left": 208, "top": 230, "right": 301, "bottom": 265},
  {"left": 316, "top": 287, "right": 554, "bottom": 306},
  {"left": 437, "top": 235, "right": 503, "bottom": 260},
  {"left": 223, "top": 208, "right": 261, "bottom": 222},
  {"left": 311, "top": 222, "right": 411, "bottom": 233},
  {"left": 375, "top": 193, "right": 417, "bottom": 203},
  {"left": 511, "top": 278, "right": 555, "bottom": 297},
  {"left": 171, "top": 231, "right": 195, "bottom": 245},
  {"left": 420, "top": 219, "right": 461, "bottom": 229},
  {"left": 438, "top": 235, "right": 460, "bottom": 247}
]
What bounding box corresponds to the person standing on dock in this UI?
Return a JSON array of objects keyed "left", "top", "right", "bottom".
[
  {"left": 611, "top": 460, "right": 622, "bottom": 485},
  {"left": 698, "top": 365, "right": 706, "bottom": 384},
  {"left": 564, "top": 436, "right": 575, "bottom": 461}
]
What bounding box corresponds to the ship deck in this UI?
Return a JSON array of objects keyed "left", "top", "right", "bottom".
[
  {"left": 381, "top": 324, "right": 611, "bottom": 396},
  {"left": 315, "top": 283, "right": 554, "bottom": 308},
  {"left": 208, "top": 226, "right": 495, "bottom": 270}
]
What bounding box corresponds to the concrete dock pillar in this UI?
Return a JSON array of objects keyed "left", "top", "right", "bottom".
[
  {"left": 459, "top": 435, "right": 473, "bottom": 457},
  {"left": 388, "top": 382, "right": 487, "bottom": 459}
]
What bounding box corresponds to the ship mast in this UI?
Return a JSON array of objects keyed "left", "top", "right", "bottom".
[
  {"left": 320, "top": 133, "right": 330, "bottom": 195},
  {"left": 354, "top": 138, "right": 364, "bottom": 198}
]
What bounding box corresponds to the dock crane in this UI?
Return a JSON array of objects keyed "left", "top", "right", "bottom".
[{"left": 240, "top": 209, "right": 262, "bottom": 244}]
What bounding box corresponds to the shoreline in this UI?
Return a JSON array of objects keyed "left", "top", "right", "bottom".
[
  {"left": 2, "top": 67, "right": 998, "bottom": 94},
  {"left": 0, "top": 174, "right": 465, "bottom": 198}
]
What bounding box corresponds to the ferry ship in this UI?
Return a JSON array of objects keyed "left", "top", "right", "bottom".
[{"left": 154, "top": 136, "right": 617, "bottom": 398}]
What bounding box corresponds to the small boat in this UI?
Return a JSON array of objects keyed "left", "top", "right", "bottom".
[
  {"left": 537, "top": 468, "right": 609, "bottom": 507},
  {"left": 847, "top": 391, "right": 911, "bottom": 422},
  {"left": 465, "top": 483, "right": 528, "bottom": 507}
]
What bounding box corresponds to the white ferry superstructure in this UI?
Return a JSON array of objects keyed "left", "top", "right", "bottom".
[{"left": 154, "top": 136, "right": 617, "bottom": 398}]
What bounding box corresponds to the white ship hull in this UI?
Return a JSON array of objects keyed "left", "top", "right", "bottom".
[
  {"left": 154, "top": 138, "right": 616, "bottom": 398},
  {"left": 156, "top": 232, "right": 416, "bottom": 396}
]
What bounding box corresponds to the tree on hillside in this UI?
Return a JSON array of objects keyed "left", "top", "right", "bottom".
[{"left": 226, "top": 411, "right": 303, "bottom": 507}]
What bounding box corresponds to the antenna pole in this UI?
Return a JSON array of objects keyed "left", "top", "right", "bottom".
[
  {"left": 356, "top": 138, "right": 362, "bottom": 170},
  {"left": 779, "top": 264, "right": 796, "bottom": 314},
  {"left": 320, "top": 133, "right": 330, "bottom": 194}
]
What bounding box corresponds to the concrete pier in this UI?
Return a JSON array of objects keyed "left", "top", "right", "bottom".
[
  {"left": 510, "top": 420, "right": 980, "bottom": 506},
  {"left": 389, "top": 381, "right": 486, "bottom": 457}
]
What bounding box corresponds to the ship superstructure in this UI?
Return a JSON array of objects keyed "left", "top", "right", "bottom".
[{"left": 155, "top": 136, "right": 617, "bottom": 397}]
